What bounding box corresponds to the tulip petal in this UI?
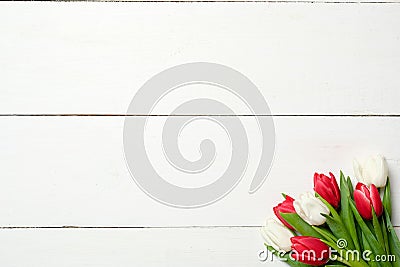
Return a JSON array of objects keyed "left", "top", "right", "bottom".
[
  {"left": 354, "top": 190, "right": 373, "bottom": 220},
  {"left": 262, "top": 219, "right": 294, "bottom": 252},
  {"left": 329, "top": 172, "right": 341, "bottom": 203},
  {"left": 376, "top": 155, "right": 388, "bottom": 187},
  {"left": 314, "top": 173, "right": 340, "bottom": 209},
  {"left": 273, "top": 195, "right": 296, "bottom": 230},
  {"left": 353, "top": 159, "right": 364, "bottom": 182},
  {"left": 319, "top": 174, "right": 332, "bottom": 186},
  {"left": 355, "top": 182, "right": 363, "bottom": 191},
  {"left": 353, "top": 155, "right": 389, "bottom": 188},
  {"left": 290, "top": 236, "right": 329, "bottom": 266},
  {"left": 285, "top": 195, "right": 295, "bottom": 202},
  {"left": 261, "top": 227, "right": 280, "bottom": 251},
  {"left": 315, "top": 181, "right": 337, "bottom": 208},
  {"left": 363, "top": 157, "right": 377, "bottom": 185},
  {"left": 294, "top": 192, "right": 329, "bottom": 226},
  {"left": 356, "top": 183, "right": 371, "bottom": 199},
  {"left": 370, "top": 184, "right": 383, "bottom": 217},
  {"left": 273, "top": 206, "right": 290, "bottom": 229},
  {"left": 300, "top": 237, "right": 328, "bottom": 254},
  {"left": 292, "top": 243, "right": 309, "bottom": 252},
  {"left": 313, "top": 173, "right": 319, "bottom": 187}
]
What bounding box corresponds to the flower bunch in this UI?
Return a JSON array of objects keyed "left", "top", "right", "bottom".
[{"left": 261, "top": 155, "right": 400, "bottom": 266}]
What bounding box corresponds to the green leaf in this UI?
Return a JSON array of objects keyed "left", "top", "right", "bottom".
[
  {"left": 323, "top": 214, "right": 355, "bottom": 250},
  {"left": 321, "top": 239, "right": 343, "bottom": 254},
  {"left": 349, "top": 200, "right": 387, "bottom": 260},
  {"left": 383, "top": 177, "right": 391, "bottom": 220},
  {"left": 322, "top": 238, "right": 370, "bottom": 267},
  {"left": 280, "top": 213, "right": 323, "bottom": 239},
  {"left": 361, "top": 233, "right": 380, "bottom": 267},
  {"left": 381, "top": 216, "right": 390, "bottom": 257},
  {"left": 316, "top": 193, "right": 340, "bottom": 220},
  {"left": 366, "top": 220, "right": 375, "bottom": 234},
  {"left": 357, "top": 224, "right": 364, "bottom": 252},
  {"left": 372, "top": 209, "right": 386, "bottom": 254},
  {"left": 347, "top": 176, "right": 354, "bottom": 195},
  {"left": 384, "top": 209, "right": 400, "bottom": 267},
  {"left": 312, "top": 226, "right": 337, "bottom": 244},
  {"left": 326, "top": 261, "right": 349, "bottom": 267},
  {"left": 340, "top": 172, "right": 360, "bottom": 251},
  {"left": 317, "top": 192, "right": 355, "bottom": 250},
  {"left": 347, "top": 176, "right": 365, "bottom": 251}
]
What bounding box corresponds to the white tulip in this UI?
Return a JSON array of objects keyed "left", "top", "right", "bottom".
[
  {"left": 353, "top": 155, "right": 388, "bottom": 188},
  {"left": 293, "top": 192, "right": 330, "bottom": 226},
  {"left": 261, "top": 218, "right": 294, "bottom": 252}
]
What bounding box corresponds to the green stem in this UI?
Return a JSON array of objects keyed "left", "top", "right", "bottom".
[
  {"left": 336, "top": 256, "right": 351, "bottom": 266},
  {"left": 337, "top": 256, "right": 371, "bottom": 267}
]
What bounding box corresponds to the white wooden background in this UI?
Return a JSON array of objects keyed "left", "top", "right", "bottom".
[{"left": 1, "top": 2, "right": 400, "bottom": 266}]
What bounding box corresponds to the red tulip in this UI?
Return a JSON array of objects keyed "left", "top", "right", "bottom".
[
  {"left": 273, "top": 195, "right": 296, "bottom": 230},
  {"left": 354, "top": 182, "right": 383, "bottom": 220},
  {"left": 291, "top": 236, "right": 330, "bottom": 266},
  {"left": 313, "top": 172, "right": 340, "bottom": 209}
]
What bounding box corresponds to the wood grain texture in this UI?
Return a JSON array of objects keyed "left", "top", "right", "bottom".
[
  {"left": 0, "top": 227, "right": 283, "bottom": 267},
  {"left": 0, "top": 227, "right": 398, "bottom": 267},
  {"left": 98, "top": 0, "right": 400, "bottom": 2},
  {"left": 1, "top": 3, "right": 400, "bottom": 115},
  {"left": 1, "top": 3, "right": 400, "bottom": 266},
  {"left": 0, "top": 116, "right": 398, "bottom": 227}
]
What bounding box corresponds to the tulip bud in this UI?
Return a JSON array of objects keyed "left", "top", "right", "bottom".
[
  {"left": 273, "top": 195, "right": 296, "bottom": 230},
  {"left": 353, "top": 155, "right": 388, "bottom": 188},
  {"left": 261, "top": 218, "right": 294, "bottom": 252},
  {"left": 291, "top": 236, "right": 330, "bottom": 266},
  {"left": 293, "top": 192, "right": 330, "bottom": 226},
  {"left": 353, "top": 182, "right": 383, "bottom": 220},
  {"left": 313, "top": 172, "right": 340, "bottom": 209}
]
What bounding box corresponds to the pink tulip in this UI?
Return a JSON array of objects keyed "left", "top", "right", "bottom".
[
  {"left": 291, "top": 236, "right": 330, "bottom": 266},
  {"left": 354, "top": 182, "right": 383, "bottom": 220},
  {"left": 314, "top": 172, "right": 340, "bottom": 209},
  {"left": 273, "top": 195, "right": 296, "bottom": 230}
]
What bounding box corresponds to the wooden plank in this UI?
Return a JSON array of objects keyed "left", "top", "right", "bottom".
[
  {"left": 1, "top": 3, "right": 400, "bottom": 115},
  {"left": 99, "top": 0, "right": 400, "bottom": 2},
  {"left": 0, "top": 227, "right": 398, "bottom": 267},
  {"left": 0, "top": 227, "right": 282, "bottom": 267},
  {"left": 0, "top": 116, "right": 398, "bottom": 226}
]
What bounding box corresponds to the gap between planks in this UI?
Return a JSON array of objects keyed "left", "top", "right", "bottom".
[
  {"left": 0, "top": 226, "right": 398, "bottom": 229},
  {"left": 44, "top": 1, "right": 400, "bottom": 4},
  {"left": 2, "top": 114, "right": 400, "bottom": 117},
  {"left": 0, "top": 226, "right": 261, "bottom": 229}
]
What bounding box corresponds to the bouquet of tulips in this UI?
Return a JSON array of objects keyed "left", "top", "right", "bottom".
[{"left": 261, "top": 155, "right": 400, "bottom": 267}]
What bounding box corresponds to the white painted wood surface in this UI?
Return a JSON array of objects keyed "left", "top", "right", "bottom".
[
  {"left": 1, "top": 3, "right": 400, "bottom": 115},
  {"left": 0, "top": 227, "right": 398, "bottom": 267},
  {"left": 0, "top": 228, "right": 268, "bottom": 267},
  {"left": 1, "top": 2, "right": 400, "bottom": 266},
  {"left": 0, "top": 116, "right": 398, "bottom": 227}
]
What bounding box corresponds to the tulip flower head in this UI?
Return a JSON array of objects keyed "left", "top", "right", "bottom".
[
  {"left": 294, "top": 192, "right": 330, "bottom": 226},
  {"left": 261, "top": 218, "right": 294, "bottom": 252},
  {"left": 291, "top": 236, "right": 330, "bottom": 266},
  {"left": 273, "top": 195, "right": 296, "bottom": 230},
  {"left": 353, "top": 182, "right": 383, "bottom": 220},
  {"left": 353, "top": 155, "right": 388, "bottom": 188},
  {"left": 313, "top": 172, "right": 340, "bottom": 209}
]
